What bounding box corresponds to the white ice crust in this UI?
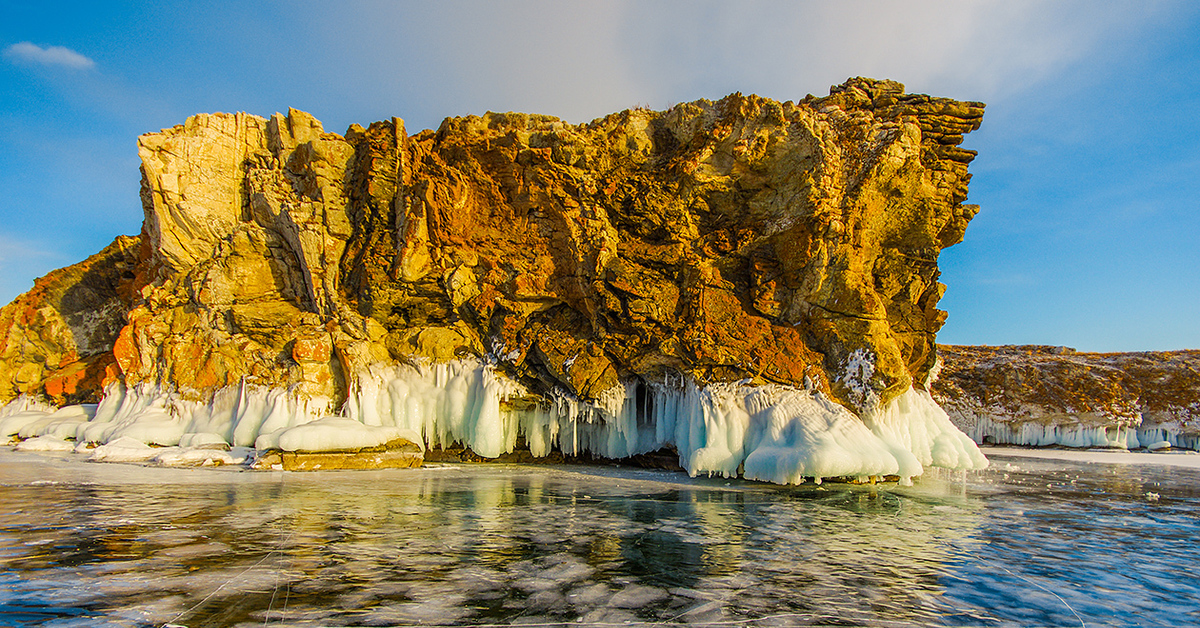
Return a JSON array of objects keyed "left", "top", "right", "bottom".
[{"left": 2, "top": 359, "right": 989, "bottom": 483}]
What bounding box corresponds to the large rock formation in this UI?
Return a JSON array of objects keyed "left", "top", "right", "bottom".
[
  {"left": 3, "top": 78, "right": 982, "bottom": 409},
  {"left": 934, "top": 345, "right": 1200, "bottom": 449},
  {"left": 0, "top": 78, "right": 990, "bottom": 481}
]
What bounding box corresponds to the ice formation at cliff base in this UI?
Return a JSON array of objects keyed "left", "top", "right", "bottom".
[{"left": 1, "top": 359, "right": 986, "bottom": 484}]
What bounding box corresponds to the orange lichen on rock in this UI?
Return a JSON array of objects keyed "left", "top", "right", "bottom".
[{"left": 0, "top": 236, "right": 140, "bottom": 404}]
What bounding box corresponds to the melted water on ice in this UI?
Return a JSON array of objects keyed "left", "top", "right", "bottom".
[{"left": 2, "top": 450, "right": 1199, "bottom": 627}]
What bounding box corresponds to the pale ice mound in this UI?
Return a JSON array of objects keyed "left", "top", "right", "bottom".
[
  {"left": 3, "top": 359, "right": 988, "bottom": 483},
  {"left": 72, "top": 382, "right": 330, "bottom": 448},
  {"left": 0, "top": 394, "right": 60, "bottom": 439},
  {"left": 864, "top": 387, "right": 989, "bottom": 477},
  {"left": 81, "top": 436, "right": 252, "bottom": 467},
  {"left": 86, "top": 436, "right": 160, "bottom": 463},
  {"left": 15, "top": 435, "right": 76, "bottom": 452}
]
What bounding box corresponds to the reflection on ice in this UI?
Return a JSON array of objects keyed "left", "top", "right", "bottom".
[{"left": 4, "top": 450, "right": 1197, "bottom": 626}]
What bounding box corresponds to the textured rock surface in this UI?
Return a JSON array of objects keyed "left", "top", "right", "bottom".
[
  {"left": 0, "top": 78, "right": 984, "bottom": 419},
  {"left": 933, "top": 345, "right": 1200, "bottom": 448}
]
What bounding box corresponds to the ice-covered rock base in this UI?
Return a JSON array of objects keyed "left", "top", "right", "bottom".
[
  {"left": 1, "top": 359, "right": 988, "bottom": 483},
  {"left": 933, "top": 345, "right": 1200, "bottom": 453}
]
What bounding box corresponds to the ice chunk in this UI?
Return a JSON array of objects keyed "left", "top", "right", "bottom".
[
  {"left": 15, "top": 435, "right": 76, "bottom": 452},
  {"left": 0, "top": 395, "right": 59, "bottom": 439},
  {"left": 0, "top": 394, "right": 54, "bottom": 417},
  {"left": 864, "top": 387, "right": 989, "bottom": 475},
  {"left": 15, "top": 404, "right": 96, "bottom": 440},
  {"left": 87, "top": 436, "right": 159, "bottom": 463},
  {"left": 106, "top": 405, "right": 187, "bottom": 446},
  {"left": 742, "top": 388, "right": 904, "bottom": 483},
  {"left": 254, "top": 417, "right": 422, "bottom": 452},
  {"left": 77, "top": 383, "right": 181, "bottom": 445},
  {"left": 75, "top": 381, "right": 327, "bottom": 449},
  {"left": 0, "top": 410, "right": 52, "bottom": 439},
  {"left": 150, "top": 446, "right": 241, "bottom": 467},
  {"left": 344, "top": 360, "right": 525, "bottom": 458}
]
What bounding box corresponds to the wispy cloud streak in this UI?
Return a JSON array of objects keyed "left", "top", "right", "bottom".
[{"left": 4, "top": 42, "right": 95, "bottom": 69}]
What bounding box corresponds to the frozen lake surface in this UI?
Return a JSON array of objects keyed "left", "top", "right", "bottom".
[{"left": 2, "top": 448, "right": 1200, "bottom": 627}]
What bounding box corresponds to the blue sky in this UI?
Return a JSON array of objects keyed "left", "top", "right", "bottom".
[{"left": 2, "top": 0, "right": 1198, "bottom": 351}]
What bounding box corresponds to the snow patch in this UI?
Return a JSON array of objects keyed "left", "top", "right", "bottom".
[{"left": 840, "top": 349, "right": 879, "bottom": 409}]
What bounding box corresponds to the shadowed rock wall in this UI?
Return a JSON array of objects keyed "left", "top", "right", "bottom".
[{"left": 0, "top": 236, "right": 141, "bottom": 404}]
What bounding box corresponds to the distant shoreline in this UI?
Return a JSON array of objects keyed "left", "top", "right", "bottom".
[{"left": 983, "top": 445, "right": 1200, "bottom": 469}]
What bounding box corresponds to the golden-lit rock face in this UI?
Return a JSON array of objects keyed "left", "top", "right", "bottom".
[
  {"left": 0, "top": 78, "right": 984, "bottom": 415},
  {"left": 251, "top": 437, "right": 424, "bottom": 471}
]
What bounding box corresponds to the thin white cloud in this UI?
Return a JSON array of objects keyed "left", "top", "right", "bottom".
[
  {"left": 307, "top": 0, "right": 642, "bottom": 126},
  {"left": 0, "top": 234, "right": 59, "bottom": 264},
  {"left": 4, "top": 42, "right": 95, "bottom": 70}
]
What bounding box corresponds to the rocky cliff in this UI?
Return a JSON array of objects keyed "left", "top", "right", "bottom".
[
  {"left": 2, "top": 78, "right": 982, "bottom": 410},
  {"left": 933, "top": 345, "right": 1200, "bottom": 449},
  {"left": 0, "top": 78, "right": 989, "bottom": 481}
]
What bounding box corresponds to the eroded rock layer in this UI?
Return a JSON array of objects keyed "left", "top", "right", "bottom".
[
  {"left": 0, "top": 78, "right": 984, "bottom": 417},
  {"left": 933, "top": 345, "right": 1200, "bottom": 449}
]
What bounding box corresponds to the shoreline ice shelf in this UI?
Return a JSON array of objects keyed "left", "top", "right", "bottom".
[{"left": 1, "top": 358, "right": 986, "bottom": 484}]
